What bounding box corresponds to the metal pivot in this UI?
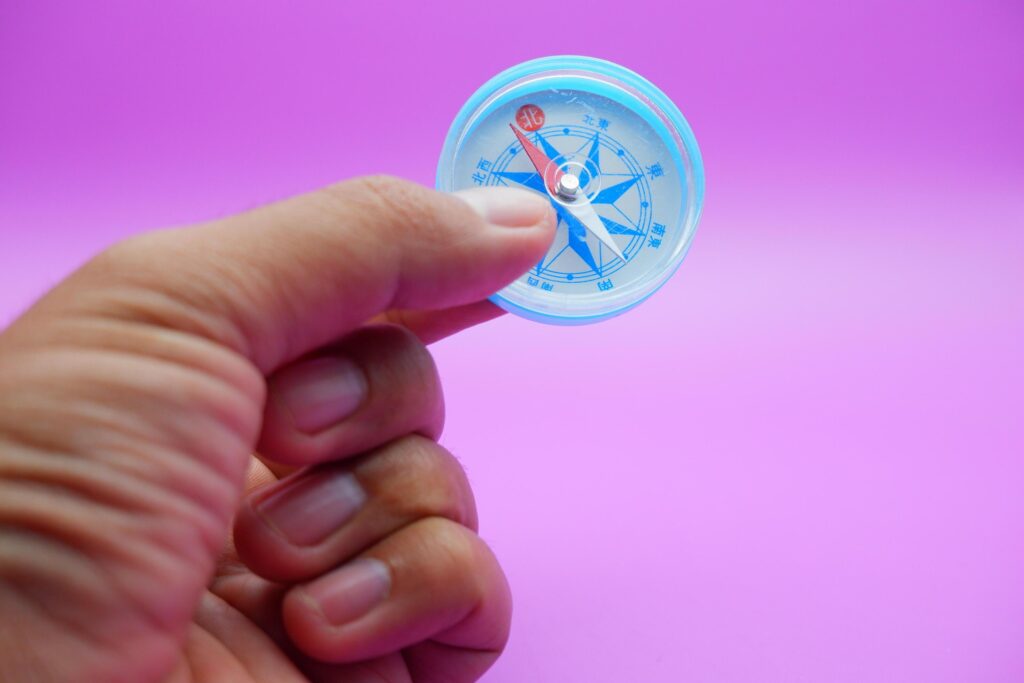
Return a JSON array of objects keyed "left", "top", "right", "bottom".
[{"left": 555, "top": 173, "right": 580, "bottom": 199}]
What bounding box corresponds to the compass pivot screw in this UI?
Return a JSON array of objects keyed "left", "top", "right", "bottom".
[{"left": 555, "top": 173, "right": 581, "bottom": 200}]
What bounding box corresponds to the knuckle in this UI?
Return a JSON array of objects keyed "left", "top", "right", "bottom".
[
  {"left": 349, "top": 174, "right": 430, "bottom": 235},
  {"left": 345, "top": 324, "right": 444, "bottom": 436},
  {"left": 413, "top": 518, "right": 500, "bottom": 617},
  {"left": 364, "top": 435, "right": 474, "bottom": 526},
  {"left": 354, "top": 173, "right": 411, "bottom": 198},
  {"left": 351, "top": 174, "right": 469, "bottom": 250},
  {"left": 418, "top": 517, "right": 482, "bottom": 579},
  {"left": 373, "top": 323, "right": 439, "bottom": 387}
]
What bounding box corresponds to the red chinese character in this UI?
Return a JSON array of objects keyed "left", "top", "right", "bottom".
[{"left": 515, "top": 104, "right": 545, "bottom": 132}]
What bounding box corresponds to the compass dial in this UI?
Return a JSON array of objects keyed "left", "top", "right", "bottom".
[{"left": 437, "top": 56, "right": 704, "bottom": 325}]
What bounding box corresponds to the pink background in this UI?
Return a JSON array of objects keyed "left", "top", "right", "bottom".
[{"left": 2, "top": 1, "right": 1023, "bottom": 680}]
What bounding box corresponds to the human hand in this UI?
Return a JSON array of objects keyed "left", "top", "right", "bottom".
[{"left": 0, "top": 177, "right": 556, "bottom": 682}]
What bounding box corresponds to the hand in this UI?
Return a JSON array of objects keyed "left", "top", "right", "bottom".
[{"left": 0, "top": 177, "right": 556, "bottom": 682}]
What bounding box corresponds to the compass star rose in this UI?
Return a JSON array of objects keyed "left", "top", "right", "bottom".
[{"left": 492, "top": 130, "right": 643, "bottom": 277}]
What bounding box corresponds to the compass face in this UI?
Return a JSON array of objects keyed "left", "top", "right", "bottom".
[{"left": 437, "top": 56, "right": 704, "bottom": 325}]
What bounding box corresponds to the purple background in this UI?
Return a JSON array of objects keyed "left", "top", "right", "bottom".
[{"left": 2, "top": 1, "right": 1023, "bottom": 680}]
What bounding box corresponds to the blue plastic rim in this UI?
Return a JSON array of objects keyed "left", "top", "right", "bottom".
[{"left": 437, "top": 56, "right": 705, "bottom": 325}]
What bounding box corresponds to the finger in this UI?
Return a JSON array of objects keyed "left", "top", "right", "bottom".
[
  {"left": 35, "top": 180, "right": 555, "bottom": 375},
  {"left": 191, "top": 592, "right": 307, "bottom": 683},
  {"left": 234, "top": 435, "right": 477, "bottom": 583},
  {"left": 210, "top": 572, "right": 413, "bottom": 683},
  {"left": 258, "top": 324, "right": 443, "bottom": 466},
  {"left": 373, "top": 300, "right": 505, "bottom": 345},
  {"left": 282, "top": 517, "right": 511, "bottom": 676},
  {"left": 216, "top": 456, "right": 281, "bottom": 571}
]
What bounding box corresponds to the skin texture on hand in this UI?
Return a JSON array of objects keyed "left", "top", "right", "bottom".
[{"left": 0, "top": 177, "right": 556, "bottom": 683}]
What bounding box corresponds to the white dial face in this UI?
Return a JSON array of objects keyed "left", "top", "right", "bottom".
[{"left": 450, "top": 86, "right": 687, "bottom": 320}]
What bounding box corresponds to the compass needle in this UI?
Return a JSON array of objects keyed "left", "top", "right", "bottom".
[
  {"left": 565, "top": 202, "right": 625, "bottom": 261},
  {"left": 438, "top": 56, "right": 704, "bottom": 325}
]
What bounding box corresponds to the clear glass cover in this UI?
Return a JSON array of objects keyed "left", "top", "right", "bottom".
[{"left": 437, "top": 56, "right": 704, "bottom": 325}]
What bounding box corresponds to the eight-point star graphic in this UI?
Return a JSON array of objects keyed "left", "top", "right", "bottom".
[{"left": 492, "top": 130, "right": 644, "bottom": 278}]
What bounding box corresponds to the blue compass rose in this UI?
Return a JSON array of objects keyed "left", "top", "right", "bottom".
[{"left": 485, "top": 125, "right": 653, "bottom": 284}]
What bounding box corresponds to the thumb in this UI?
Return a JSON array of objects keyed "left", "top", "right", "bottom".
[
  {"left": 0, "top": 178, "right": 553, "bottom": 682},
  {"left": 61, "top": 176, "right": 555, "bottom": 373}
]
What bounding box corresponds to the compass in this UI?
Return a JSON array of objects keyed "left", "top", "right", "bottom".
[{"left": 437, "top": 55, "right": 705, "bottom": 325}]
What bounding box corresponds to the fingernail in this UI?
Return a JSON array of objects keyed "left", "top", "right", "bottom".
[
  {"left": 276, "top": 356, "right": 368, "bottom": 434},
  {"left": 255, "top": 469, "right": 366, "bottom": 546},
  {"left": 304, "top": 558, "right": 391, "bottom": 625},
  {"left": 455, "top": 187, "right": 553, "bottom": 228}
]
